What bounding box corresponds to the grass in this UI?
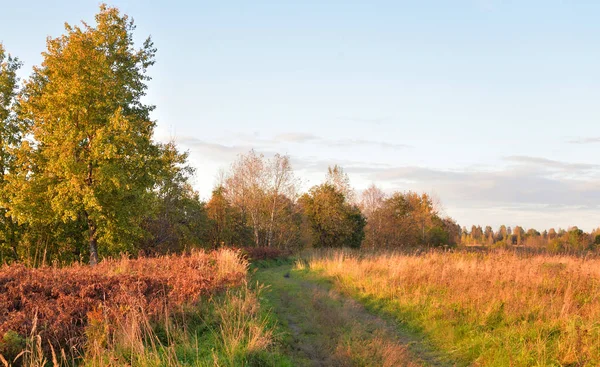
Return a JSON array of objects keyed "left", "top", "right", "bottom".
[
  {"left": 10, "top": 246, "right": 597, "bottom": 366},
  {"left": 253, "top": 264, "right": 434, "bottom": 366},
  {"left": 298, "top": 248, "right": 600, "bottom": 367},
  {"left": 83, "top": 279, "right": 291, "bottom": 366}
]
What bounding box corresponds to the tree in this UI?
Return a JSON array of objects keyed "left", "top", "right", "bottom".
[
  {"left": 266, "top": 154, "right": 298, "bottom": 247},
  {"left": 0, "top": 43, "right": 22, "bottom": 166},
  {"left": 299, "top": 184, "right": 365, "bottom": 248},
  {"left": 496, "top": 225, "right": 508, "bottom": 243},
  {"left": 378, "top": 192, "right": 416, "bottom": 247},
  {"left": 524, "top": 228, "right": 541, "bottom": 247},
  {"left": 470, "top": 225, "right": 483, "bottom": 244},
  {"left": 360, "top": 184, "right": 385, "bottom": 248},
  {"left": 326, "top": 165, "right": 355, "bottom": 203},
  {"left": 359, "top": 190, "right": 454, "bottom": 249},
  {"left": 0, "top": 44, "right": 23, "bottom": 262},
  {"left": 405, "top": 192, "right": 438, "bottom": 245},
  {"left": 566, "top": 226, "right": 588, "bottom": 251},
  {"left": 224, "top": 150, "right": 299, "bottom": 248},
  {"left": 205, "top": 185, "right": 252, "bottom": 248},
  {"left": 268, "top": 194, "right": 305, "bottom": 249},
  {"left": 460, "top": 226, "right": 469, "bottom": 244},
  {"left": 513, "top": 226, "right": 525, "bottom": 245},
  {"left": 442, "top": 217, "right": 461, "bottom": 246},
  {"left": 140, "top": 144, "right": 208, "bottom": 254},
  {"left": 484, "top": 226, "right": 494, "bottom": 246},
  {"left": 206, "top": 186, "right": 232, "bottom": 249},
  {"left": 7, "top": 5, "right": 161, "bottom": 265},
  {"left": 225, "top": 150, "right": 265, "bottom": 246}
]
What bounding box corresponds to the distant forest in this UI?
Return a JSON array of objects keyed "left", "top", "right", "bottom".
[{"left": 0, "top": 6, "right": 597, "bottom": 265}]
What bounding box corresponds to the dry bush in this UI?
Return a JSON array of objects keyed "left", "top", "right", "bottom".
[{"left": 0, "top": 249, "right": 247, "bottom": 363}]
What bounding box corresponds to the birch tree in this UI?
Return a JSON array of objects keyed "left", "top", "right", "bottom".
[
  {"left": 326, "top": 165, "right": 355, "bottom": 203},
  {"left": 360, "top": 184, "right": 385, "bottom": 248},
  {"left": 224, "top": 150, "right": 299, "bottom": 247},
  {"left": 266, "top": 154, "right": 297, "bottom": 247},
  {"left": 6, "top": 5, "right": 161, "bottom": 265}
]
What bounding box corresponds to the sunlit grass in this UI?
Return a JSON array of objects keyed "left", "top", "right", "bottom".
[{"left": 300, "top": 249, "right": 600, "bottom": 366}]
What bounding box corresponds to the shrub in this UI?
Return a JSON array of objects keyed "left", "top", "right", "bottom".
[{"left": 0, "top": 249, "right": 247, "bottom": 361}]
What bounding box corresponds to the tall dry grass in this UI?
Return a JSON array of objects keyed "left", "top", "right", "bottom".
[
  {"left": 213, "top": 281, "right": 273, "bottom": 365},
  {"left": 301, "top": 249, "right": 600, "bottom": 366},
  {"left": 83, "top": 279, "right": 275, "bottom": 367}
]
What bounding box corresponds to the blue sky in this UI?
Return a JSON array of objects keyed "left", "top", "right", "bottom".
[{"left": 2, "top": 1, "right": 600, "bottom": 230}]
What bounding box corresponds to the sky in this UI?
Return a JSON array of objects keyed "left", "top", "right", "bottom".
[{"left": 2, "top": 1, "right": 600, "bottom": 231}]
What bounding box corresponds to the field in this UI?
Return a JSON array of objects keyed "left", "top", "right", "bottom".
[
  {"left": 3, "top": 248, "right": 600, "bottom": 366},
  {"left": 295, "top": 249, "right": 600, "bottom": 366}
]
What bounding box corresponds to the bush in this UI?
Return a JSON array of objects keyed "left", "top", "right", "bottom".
[{"left": 0, "top": 249, "right": 247, "bottom": 360}]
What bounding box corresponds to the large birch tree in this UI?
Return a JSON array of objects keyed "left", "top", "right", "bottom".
[{"left": 6, "top": 5, "right": 161, "bottom": 264}]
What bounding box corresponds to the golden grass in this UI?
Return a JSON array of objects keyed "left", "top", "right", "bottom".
[
  {"left": 213, "top": 281, "right": 273, "bottom": 365},
  {"left": 83, "top": 279, "right": 275, "bottom": 367},
  {"left": 301, "top": 249, "right": 600, "bottom": 366}
]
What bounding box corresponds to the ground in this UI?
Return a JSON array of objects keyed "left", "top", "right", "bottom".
[{"left": 253, "top": 264, "right": 453, "bottom": 367}]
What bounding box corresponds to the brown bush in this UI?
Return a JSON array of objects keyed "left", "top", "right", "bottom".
[{"left": 0, "top": 249, "right": 247, "bottom": 360}]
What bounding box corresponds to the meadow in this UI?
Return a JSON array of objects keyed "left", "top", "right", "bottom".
[
  {"left": 4, "top": 247, "right": 600, "bottom": 366},
  {"left": 296, "top": 249, "right": 600, "bottom": 366},
  {"left": 3, "top": 3, "right": 599, "bottom": 367}
]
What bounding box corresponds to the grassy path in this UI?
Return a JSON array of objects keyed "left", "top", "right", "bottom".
[{"left": 253, "top": 265, "right": 451, "bottom": 367}]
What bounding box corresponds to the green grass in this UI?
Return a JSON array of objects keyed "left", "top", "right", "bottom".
[
  {"left": 299, "top": 268, "right": 542, "bottom": 367},
  {"left": 252, "top": 265, "right": 316, "bottom": 366},
  {"left": 253, "top": 264, "right": 446, "bottom": 366}
]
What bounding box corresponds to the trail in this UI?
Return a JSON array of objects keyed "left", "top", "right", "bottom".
[{"left": 253, "top": 265, "right": 452, "bottom": 367}]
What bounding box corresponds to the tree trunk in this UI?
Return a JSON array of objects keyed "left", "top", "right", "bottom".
[
  {"left": 253, "top": 226, "right": 260, "bottom": 247},
  {"left": 86, "top": 214, "right": 99, "bottom": 265},
  {"left": 267, "top": 202, "right": 276, "bottom": 247},
  {"left": 249, "top": 209, "right": 260, "bottom": 246},
  {"left": 267, "top": 181, "right": 281, "bottom": 248},
  {"left": 84, "top": 160, "right": 99, "bottom": 265}
]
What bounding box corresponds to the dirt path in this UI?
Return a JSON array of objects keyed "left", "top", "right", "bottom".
[{"left": 253, "top": 265, "right": 452, "bottom": 367}]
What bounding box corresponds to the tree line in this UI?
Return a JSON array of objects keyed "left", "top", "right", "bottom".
[
  {"left": 202, "top": 156, "right": 460, "bottom": 252},
  {"left": 461, "top": 224, "right": 600, "bottom": 252},
  {"left": 0, "top": 6, "right": 460, "bottom": 265},
  {"left": 5, "top": 5, "right": 580, "bottom": 266}
]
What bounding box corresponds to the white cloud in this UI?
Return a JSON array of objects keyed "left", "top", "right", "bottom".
[
  {"left": 568, "top": 137, "right": 600, "bottom": 144},
  {"left": 274, "top": 132, "right": 319, "bottom": 143}
]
